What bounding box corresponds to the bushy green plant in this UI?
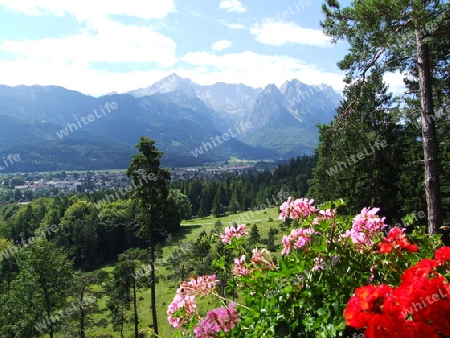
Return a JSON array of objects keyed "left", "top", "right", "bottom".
[{"left": 167, "top": 198, "right": 441, "bottom": 337}]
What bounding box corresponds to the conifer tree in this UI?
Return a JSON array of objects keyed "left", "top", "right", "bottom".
[
  {"left": 126, "top": 136, "right": 171, "bottom": 335},
  {"left": 211, "top": 186, "right": 224, "bottom": 218},
  {"left": 249, "top": 224, "right": 261, "bottom": 246},
  {"left": 309, "top": 70, "right": 406, "bottom": 221},
  {"left": 321, "top": 0, "right": 449, "bottom": 234}
]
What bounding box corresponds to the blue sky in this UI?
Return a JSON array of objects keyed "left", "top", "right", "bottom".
[{"left": 0, "top": 0, "right": 404, "bottom": 96}]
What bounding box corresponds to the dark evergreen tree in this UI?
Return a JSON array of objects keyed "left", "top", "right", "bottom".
[
  {"left": 197, "top": 198, "right": 207, "bottom": 218},
  {"left": 191, "top": 231, "right": 213, "bottom": 275},
  {"left": 249, "top": 224, "right": 261, "bottom": 247},
  {"left": 211, "top": 186, "right": 224, "bottom": 218},
  {"left": 229, "top": 184, "right": 240, "bottom": 214},
  {"left": 107, "top": 249, "right": 146, "bottom": 338},
  {"left": 214, "top": 220, "right": 223, "bottom": 236},
  {"left": 266, "top": 227, "right": 278, "bottom": 252},
  {"left": 126, "top": 136, "right": 172, "bottom": 335},
  {"left": 309, "top": 70, "right": 407, "bottom": 221}
]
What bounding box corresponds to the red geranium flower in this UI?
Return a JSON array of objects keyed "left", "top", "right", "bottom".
[
  {"left": 434, "top": 246, "right": 450, "bottom": 263},
  {"left": 344, "top": 285, "right": 392, "bottom": 329},
  {"left": 400, "top": 259, "right": 439, "bottom": 286},
  {"left": 378, "top": 227, "right": 418, "bottom": 254},
  {"left": 346, "top": 247, "right": 450, "bottom": 337}
]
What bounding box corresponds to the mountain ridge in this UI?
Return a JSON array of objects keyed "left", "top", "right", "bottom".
[{"left": 0, "top": 75, "right": 341, "bottom": 172}]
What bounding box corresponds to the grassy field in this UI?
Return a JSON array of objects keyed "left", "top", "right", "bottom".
[{"left": 53, "top": 206, "right": 283, "bottom": 337}]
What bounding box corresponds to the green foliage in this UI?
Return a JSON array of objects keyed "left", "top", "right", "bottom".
[
  {"left": 169, "top": 189, "right": 192, "bottom": 221},
  {"left": 56, "top": 200, "right": 99, "bottom": 270},
  {"left": 211, "top": 186, "right": 225, "bottom": 218},
  {"left": 62, "top": 272, "right": 102, "bottom": 338},
  {"left": 126, "top": 136, "right": 173, "bottom": 238},
  {"left": 265, "top": 227, "right": 278, "bottom": 252},
  {"left": 0, "top": 240, "right": 73, "bottom": 337},
  {"left": 190, "top": 231, "right": 214, "bottom": 276},
  {"left": 96, "top": 199, "right": 144, "bottom": 261},
  {"left": 214, "top": 220, "right": 223, "bottom": 235}
]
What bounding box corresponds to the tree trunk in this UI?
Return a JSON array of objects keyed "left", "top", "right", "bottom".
[
  {"left": 120, "top": 302, "right": 125, "bottom": 338},
  {"left": 79, "top": 287, "right": 86, "bottom": 338},
  {"left": 44, "top": 291, "right": 54, "bottom": 338},
  {"left": 150, "top": 236, "right": 158, "bottom": 335},
  {"left": 133, "top": 277, "right": 139, "bottom": 338},
  {"left": 415, "top": 26, "right": 443, "bottom": 235}
]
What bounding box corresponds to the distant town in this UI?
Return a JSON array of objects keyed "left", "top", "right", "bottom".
[{"left": 0, "top": 162, "right": 276, "bottom": 204}]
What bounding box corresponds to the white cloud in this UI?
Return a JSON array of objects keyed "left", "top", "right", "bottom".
[
  {"left": 0, "top": 0, "right": 178, "bottom": 81},
  {"left": 0, "top": 19, "right": 177, "bottom": 66},
  {"left": 219, "top": 0, "right": 246, "bottom": 13},
  {"left": 226, "top": 23, "right": 245, "bottom": 29},
  {"left": 218, "top": 20, "right": 246, "bottom": 29},
  {"left": 212, "top": 39, "right": 232, "bottom": 51},
  {"left": 0, "top": 50, "right": 345, "bottom": 96},
  {"left": 250, "top": 21, "right": 332, "bottom": 47},
  {"left": 0, "top": 58, "right": 174, "bottom": 96},
  {"left": 0, "top": 8, "right": 178, "bottom": 97},
  {"left": 0, "top": 0, "right": 176, "bottom": 21},
  {"left": 181, "top": 51, "right": 344, "bottom": 91},
  {"left": 384, "top": 71, "right": 407, "bottom": 95}
]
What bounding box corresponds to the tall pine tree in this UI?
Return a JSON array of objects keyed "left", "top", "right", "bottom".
[
  {"left": 321, "top": 0, "right": 450, "bottom": 234},
  {"left": 126, "top": 136, "right": 172, "bottom": 335}
]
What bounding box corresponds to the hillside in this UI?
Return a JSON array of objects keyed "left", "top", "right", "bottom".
[{"left": 56, "top": 207, "right": 284, "bottom": 337}]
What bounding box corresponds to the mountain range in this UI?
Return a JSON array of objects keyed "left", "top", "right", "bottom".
[{"left": 0, "top": 74, "right": 341, "bottom": 172}]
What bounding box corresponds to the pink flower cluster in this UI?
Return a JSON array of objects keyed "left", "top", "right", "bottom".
[
  {"left": 221, "top": 224, "right": 248, "bottom": 244},
  {"left": 232, "top": 255, "right": 248, "bottom": 276},
  {"left": 167, "top": 293, "right": 196, "bottom": 328},
  {"left": 343, "top": 207, "right": 387, "bottom": 252},
  {"left": 281, "top": 227, "right": 316, "bottom": 255},
  {"left": 279, "top": 197, "right": 318, "bottom": 221},
  {"left": 251, "top": 248, "right": 275, "bottom": 270},
  {"left": 193, "top": 302, "right": 240, "bottom": 338},
  {"left": 312, "top": 257, "right": 325, "bottom": 271},
  {"left": 167, "top": 275, "right": 218, "bottom": 328},
  {"left": 313, "top": 209, "right": 335, "bottom": 225},
  {"left": 180, "top": 274, "right": 218, "bottom": 296},
  {"left": 233, "top": 249, "right": 275, "bottom": 276}
]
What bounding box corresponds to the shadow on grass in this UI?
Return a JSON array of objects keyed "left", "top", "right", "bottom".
[{"left": 170, "top": 223, "right": 203, "bottom": 242}]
